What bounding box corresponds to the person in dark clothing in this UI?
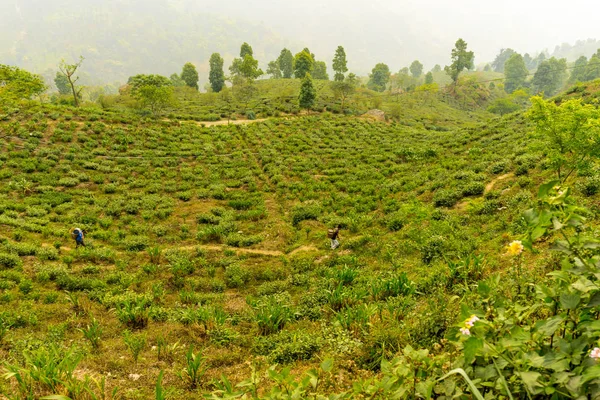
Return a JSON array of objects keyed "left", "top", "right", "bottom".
[
  {"left": 72, "top": 227, "right": 85, "bottom": 248},
  {"left": 329, "top": 225, "right": 341, "bottom": 249}
]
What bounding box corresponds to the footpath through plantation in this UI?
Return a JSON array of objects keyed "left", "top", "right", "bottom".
[{"left": 2, "top": 81, "right": 600, "bottom": 398}]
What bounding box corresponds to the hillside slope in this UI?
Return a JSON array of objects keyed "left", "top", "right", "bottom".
[{"left": 0, "top": 81, "right": 599, "bottom": 397}]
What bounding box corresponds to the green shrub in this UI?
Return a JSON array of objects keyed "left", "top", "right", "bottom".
[
  {"left": 461, "top": 182, "right": 485, "bottom": 196},
  {"left": 224, "top": 264, "right": 249, "bottom": 288},
  {"left": 124, "top": 236, "right": 149, "bottom": 252},
  {"left": 0, "top": 253, "right": 22, "bottom": 269},
  {"left": 291, "top": 203, "right": 321, "bottom": 226},
  {"left": 386, "top": 213, "right": 404, "bottom": 231},
  {"left": 432, "top": 189, "right": 461, "bottom": 207}
]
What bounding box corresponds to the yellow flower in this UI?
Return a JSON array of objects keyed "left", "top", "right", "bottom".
[{"left": 506, "top": 240, "right": 524, "bottom": 256}]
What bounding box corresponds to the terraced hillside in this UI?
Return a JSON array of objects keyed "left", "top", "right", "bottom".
[{"left": 1, "top": 81, "right": 600, "bottom": 398}]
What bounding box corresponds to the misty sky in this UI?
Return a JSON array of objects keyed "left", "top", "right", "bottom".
[{"left": 396, "top": 0, "right": 600, "bottom": 62}]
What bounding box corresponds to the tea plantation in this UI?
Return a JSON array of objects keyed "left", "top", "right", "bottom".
[{"left": 1, "top": 81, "right": 600, "bottom": 398}]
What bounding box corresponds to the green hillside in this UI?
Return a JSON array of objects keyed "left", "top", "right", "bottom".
[{"left": 1, "top": 77, "right": 600, "bottom": 398}]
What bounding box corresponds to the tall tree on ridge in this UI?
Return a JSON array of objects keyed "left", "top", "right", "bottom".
[
  {"left": 278, "top": 48, "right": 294, "bottom": 79},
  {"left": 332, "top": 46, "right": 348, "bottom": 82},
  {"left": 209, "top": 53, "right": 225, "bottom": 92},
  {"left": 444, "top": 38, "right": 474, "bottom": 86},
  {"left": 181, "top": 62, "right": 199, "bottom": 90}
]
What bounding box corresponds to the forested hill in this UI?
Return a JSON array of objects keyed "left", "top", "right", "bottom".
[{"left": 0, "top": 0, "right": 289, "bottom": 85}]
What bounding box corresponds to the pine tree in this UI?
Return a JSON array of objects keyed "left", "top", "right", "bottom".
[
  {"left": 278, "top": 49, "right": 294, "bottom": 79},
  {"left": 298, "top": 73, "right": 316, "bottom": 111},
  {"left": 209, "top": 53, "right": 225, "bottom": 93},
  {"left": 332, "top": 46, "right": 348, "bottom": 82}
]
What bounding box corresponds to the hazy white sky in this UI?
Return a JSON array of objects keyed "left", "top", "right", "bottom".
[{"left": 375, "top": 0, "right": 600, "bottom": 61}]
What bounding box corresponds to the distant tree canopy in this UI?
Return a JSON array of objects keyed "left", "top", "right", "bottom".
[
  {"left": 491, "top": 48, "right": 516, "bottom": 72},
  {"left": 230, "top": 43, "right": 263, "bottom": 81},
  {"left": 240, "top": 42, "right": 253, "bottom": 58},
  {"left": 230, "top": 55, "right": 263, "bottom": 81},
  {"left": 331, "top": 72, "right": 357, "bottom": 110},
  {"left": 266, "top": 60, "right": 282, "bottom": 79},
  {"left": 332, "top": 46, "right": 348, "bottom": 82},
  {"left": 181, "top": 62, "right": 199, "bottom": 90},
  {"left": 368, "top": 63, "right": 390, "bottom": 92},
  {"left": 128, "top": 74, "right": 173, "bottom": 115},
  {"left": 487, "top": 97, "right": 520, "bottom": 116},
  {"left": 569, "top": 56, "right": 588, "bottom": 84},
  {"left": 445, "top": 39, "right": 474, "bottom": 85},
  {"left": 294, "top": 50, "right": 314, "bottom": 79},
  {"left": 298, "top": 73, "right": 316, "bottom": 110},
  {"left": 424, "top": 71, "right": 434, "bottom": 84},
  {"left": 54, "top": 72, "right": 70, "bottom": 95},
  {"left": 0, "top": 64, "right": 46, "bottom": 102},
  {"left": 409, "top": 60, "right": 423, "bottom": 78},
  {"left": 278, "top": 48, "right": 294, "bottom": 79},
  {"left": 504, "top": 53, "right": 528, "bottom": 94},
  {"left": 531, "top": 57, "right": 567, "bottom": 96},
  {"left": 312, "top": 61, "right": 329, "bottom": 80},
  {"left": 169, "top": 73, "right": 185, "bottom": 87},
  {"left": 432, "top": 64, "right": 442, "bottom": 73},
  {"left": 209, "top": 53, "right": 225, "bottom": 93},
  {"left": 586, "top": 52, "right": 600, "bottom": 81},
  {"left": 523, "top": 53, "right": 537, "bottom": 70}
]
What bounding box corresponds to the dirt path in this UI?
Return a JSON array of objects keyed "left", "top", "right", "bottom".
[
  {"left": 194, "top": 118, "right": 269, "bottom": 127},
  {"left": 289, "top": 245, "right": 319, "bottom": 255},
  {"left": 485, "top": 173, "right": 512, "bottom": 193}
]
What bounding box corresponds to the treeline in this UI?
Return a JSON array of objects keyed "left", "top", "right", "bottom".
[
  {"left": 3, "top": 38, "right": 600, "bottom": 118},
  {"left": 488, "top": 48, "right": 600, "bottom": 96}
]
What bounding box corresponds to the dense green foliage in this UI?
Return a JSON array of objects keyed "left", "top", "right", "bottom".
[
  {"left": 0, "top": 65, "right": 46, "bottom": 104},
  {"left": 208, "top": 54, "right": 226, "bottom": 93},
  {"left": 181, "top": 63, "right": 200, "bottom": 90},
  {"left": 367, "top": 63, "right": 390, "bottom": 92},
  {"left": 3, "top": 48, "right": 600, "bottom": 398}
]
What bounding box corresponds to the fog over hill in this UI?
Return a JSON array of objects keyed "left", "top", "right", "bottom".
[{"left": 2, "top": 0, "right": 600, "bottom": 87}]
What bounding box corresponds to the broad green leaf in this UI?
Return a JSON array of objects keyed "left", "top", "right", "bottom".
[
  {"left": 552, "top": 217, "right": 564, "bottom": 231},
  {"left": 531, "top": 226, "right": 547, "bottom": 241},
  {"left": 320, "top": 358, "right": 333, "bottom": 373},
  {"left": 588, "top": 292, "right": 600, "bottom": 307},
  {"left": 463, "top": 336, "right": 483, "bottom": 364},
  {"left": 536, "top": 315, "right": 565, "bottom": 336},
  {"left": 538, "top": 180, "right": 559, "bottom": 199},
  {"left": 517, "top": 371, "right": 542, "bottom": 393},
  {"left": 560, "top": 292, "right": 580, "bottom": 310},
  {"left": 571, "top": 278, "right": 596, "bottom": 294},
  {"left": 416, "top": 379, "right": 435, "bottom": 399}
]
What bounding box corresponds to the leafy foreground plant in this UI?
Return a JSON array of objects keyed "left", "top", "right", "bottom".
[
  {"left": 1, "top": 345, "right": 119, "bottom": 399},
  {"left": 206, "top": 182, "right": 600, "bottom": 398}
]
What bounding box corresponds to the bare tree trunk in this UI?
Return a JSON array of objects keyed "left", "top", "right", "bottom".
[{"left": 68, "top": 77, "right": 79, "bottom": 107}]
